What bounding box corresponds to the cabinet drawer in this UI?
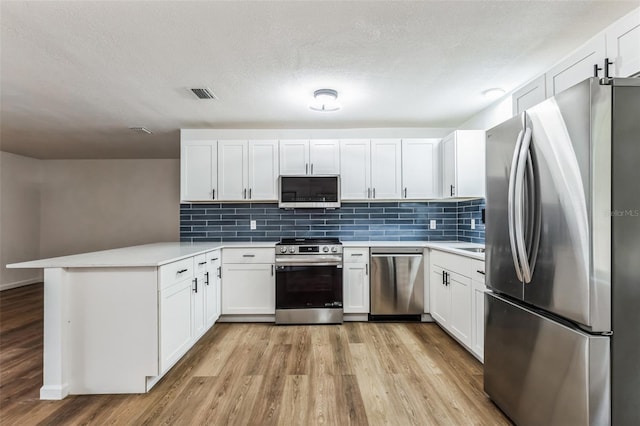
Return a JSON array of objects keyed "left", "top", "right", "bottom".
[
  {"left": 343, "top": 248, "right": 369, "bottom": 263},
  {"left": 223, "top": 248, "right": 275, "bottom": 264},
  {"left": 471, "top": 259, "right": 486, "bottom": 283},
  {"left": 194, "top": 254, "right": 207, "bottom": 275},
  {"left": 431, "top": 249, "right": 471, "bottom": 278},
  {"left": 160, "top": 257, "right": 194, "bottom": 290},
  {"left": 206, "top": 250, "right": 221, "bottom": 264}
]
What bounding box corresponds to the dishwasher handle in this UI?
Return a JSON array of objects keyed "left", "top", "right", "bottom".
[{"left": 371, "top": 254, "right": 423, "bottom": 258}]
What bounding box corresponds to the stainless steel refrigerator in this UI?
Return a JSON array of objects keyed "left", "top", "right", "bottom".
[{"left": 484, "top": 77, "right": 640, "bottom": 426}]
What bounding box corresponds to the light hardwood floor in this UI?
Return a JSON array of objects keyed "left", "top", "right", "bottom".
[{"left": 0, "top": 284, "right": 510, "bottom": 425}]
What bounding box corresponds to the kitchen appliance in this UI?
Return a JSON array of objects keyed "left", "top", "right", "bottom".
[
  {"left": 278, "top": 175, "right": 340, "bottom": 209},
  {"left": 369, "top": 247, "right": 424, "bottom": 320},
  {"left": 484, "top": 77, "right": 640, "bottom": 426},
  {"left": 275, "top": 238, "right": 343, "bottom": 324}
]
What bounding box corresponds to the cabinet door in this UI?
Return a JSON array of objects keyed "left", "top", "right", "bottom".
[
  {"left": 471, "top": 279, "right": 486, "bottom": 362},
  {"left": 205, "top": 251, "right": 221, "bottom": 328},
  {"left": 340, "top": 139, "right": 371, "bottom": 200},
  {"left": 221, "top": 264, "right": 275, "bottom": 315},
  {"left": 181, "top": 141, "right": 217, "bottom": 201},
  {"left": 191, "top": 273, "right": 206, "bottom": 339},
  {"left": 217, "top": 140, "right": 248, "bottom": 200},
  {"left": 441, "top": 134, "right": 457, "bottom": 198},
  {"left": 430, "top": 267, "right": 449, "bottom": 327},
  {"left": 159, "top": 279, "right": 192, "bottom": 373},
  {"left": 401, "top": 139, "right": 439, "bottom": 199},
  {"left": 449, "top": 272, "right": 472, "bottom": 348},
  {"left": 512, "top": 75, "right": 547, "bottom": 115},
  {"left": 546, "top": 35, "right": 606, "bottom": 97},
  {"left": 248, "top": 140, "right": 279, "bottom": 200},
  {"left": 455, "top": 130, "right": 486, "bottom": 198},
  {"left": 280, "top": 140, "right": 309, "bottom": 175},
  {"left": 343, "top": 262, "right": 369, "bottom": 314},
  {"left": 371, "top": 139, "right": 402, "bottom": 199},
  {"left": 606, "top": 8, "right": 640, "bottom": 78},
  {"left": 309, "top": 139, "right": 340, "bottom": 175}
]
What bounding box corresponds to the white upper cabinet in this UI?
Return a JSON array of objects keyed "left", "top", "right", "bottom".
[
  {"left": 442, "top": 130, "right": 486, "bottom": 199},
  {"left": 248, "top": 140, "right": 279, "bottom": 200},
  {"left": 339, "top": 139, "right": 371, "bottom": 200},
  {"left": 279, "top": 139, "right": 339, "bottom": 175},
  {"left": 217, "top": 140, "right": 279, "bottom": 201},
  {"left": 546, "top": 35, "right": 606, "bottom": 97},
  {"left": 180, "top": 140, "right": 217, "bottom": 202},
  {"left": 512, "top": 75, "right": 547, "bottom": 116},
  {"left": 217, "top": 140, "right": 249, "bottom": 201},
  {"left": 401, "top": 139, "right": 440, "bottom": 199},
  {"left": 279, "top": 140, "right": 309, "bottom": 175},
  {"left": 371, "top": 139, "right": 402, "bottom": 200},
  {"left": 309, "top": 140, "right": 340, "bottom": 174},
  {"left": 606, "top": 8, "right": 640, "bottom": 78}
]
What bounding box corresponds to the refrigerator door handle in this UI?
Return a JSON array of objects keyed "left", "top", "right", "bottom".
[
  {"left": 515, "top": 127, "right": 533, "bottom": 283},
  {"left": 524, "top": 145, "right": 541, "bottom": 283},
  {"left": 508, "top": 129, "right": 525, "bottom": 281}
]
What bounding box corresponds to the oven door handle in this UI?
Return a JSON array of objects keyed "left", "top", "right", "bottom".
[{"left": 275, "top": 260, "right": 343, "bottom": 267}]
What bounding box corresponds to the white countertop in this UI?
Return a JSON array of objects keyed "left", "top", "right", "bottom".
[{"left": 8, "top": 240, "right": 483, "bottom": 269}]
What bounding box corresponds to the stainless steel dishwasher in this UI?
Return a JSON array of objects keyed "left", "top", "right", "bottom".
[{"left": 369, "top": 247, "right": 424, "bottom": 320}]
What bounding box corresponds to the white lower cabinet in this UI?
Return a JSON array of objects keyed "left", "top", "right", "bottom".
[
  {"left": 159, "top": 277, "right": 193, "bottom": 373},
  {"left": 429, "top": 249, "right": 485, "bottom": 361},
  {"left": 471, "top": 260, "right": 486, "bottom": 362},
  {"left": 205, "top": 250, "right": 222, "bottom": 328},
  {"left": 221, "top": 248, "right": 275, "bottom": 315},
  {"left": 192, "top": 255, "right": 208, "bottom": 339},
  {"left": 343, "top": 248, "right": 370, "bottom": 314}
]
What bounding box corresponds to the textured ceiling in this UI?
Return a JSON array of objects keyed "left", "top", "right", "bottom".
[{"left": 1, "top": 1, "right": 638, "bottom": 159}]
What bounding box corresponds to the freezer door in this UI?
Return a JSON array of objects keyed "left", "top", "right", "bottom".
[
  {"left": 523, "top": 78, "right": 611, "bottom": 331},
  {"left": 484, "top": 292, "right": 610, "bottom": 426},
  {"left": 486, "top": 114, "right": 525, "bottom": 299}
]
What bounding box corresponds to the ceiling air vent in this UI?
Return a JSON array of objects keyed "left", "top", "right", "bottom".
[
  {"left": 190, "top": 88, "right": 218, "bottom": 100},
  {"left": 129, "top": 127, "right": 152, "bottom": 134}
]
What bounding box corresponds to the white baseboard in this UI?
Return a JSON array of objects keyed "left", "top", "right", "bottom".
[
  {"left": 0, "top": 277, "right": 42, "bottom": 292},
  {"left": 40, "top": 383, "right": 69, "bottom": 400}
]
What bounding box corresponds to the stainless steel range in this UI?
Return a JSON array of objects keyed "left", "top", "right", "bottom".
[{"left": 275, "top": 238, "right": 343, "bottom": 325}]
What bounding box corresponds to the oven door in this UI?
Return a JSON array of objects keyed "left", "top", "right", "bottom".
[{"left": 275, "top": 263, "right": 343, "bottom": 310}]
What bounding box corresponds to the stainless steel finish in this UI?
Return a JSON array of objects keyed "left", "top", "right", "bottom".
[
  {"left": 508, "top": 128, "right": 525, "bottom": 282},
  {"left": 369, "top": 248, "right": 424, "bottom": 315},
  {"left": 484, "top": 293, "right": 610, "bottom": 426},
  {"left": 275, "top": 308, "right": 343, "bottom": 324},
  {"left": 610, "top": 80, "right": 640, "bottom": 425},
  {"left": 486, "top": 114, "right": 526, "bottom": 299},
  {"left": 278, "top": 175, "right": 341, "bottom": 209},
  {"left": 275, "top": 257, "right": 342, "bottom": 267},
  {"left": 276, "top": 245, "right": 342, "bottom": 256},
  {"left": 514, "top": 127, "right": 532, "bottom": 283}
]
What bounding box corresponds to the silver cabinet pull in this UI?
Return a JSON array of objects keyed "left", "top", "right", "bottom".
[
  {"left": 242, "top": 254, "right": 255, "bottom": 257},
  {"left": 351, "top": 253, "right": 363, "bottom": 257},
  {"left": 305, "top": 163, "right": 309, "bottom": 174}
]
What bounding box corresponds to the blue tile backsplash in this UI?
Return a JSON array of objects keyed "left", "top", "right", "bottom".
[{"left": 180, "top": 199, "right": 485, "bottom": 244}]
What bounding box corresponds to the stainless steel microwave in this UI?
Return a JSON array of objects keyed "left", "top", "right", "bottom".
[{"left": 278, "top": 175, "right": 341, "bottom": 209}]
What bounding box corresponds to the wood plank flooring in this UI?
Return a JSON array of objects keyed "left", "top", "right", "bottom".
[{"left": 0, "top": 284, "right": 510, "bottom": 425}]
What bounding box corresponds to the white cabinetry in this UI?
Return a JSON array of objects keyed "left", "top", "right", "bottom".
[
  {"left": 606, "top": 8, "right": 640, "bottom": 78},
  {"left": 401, "top": 139, "right": 440, "bottom": 199},
  {"left": 180, "top": 140, "right": 217, "bottom": 202},
  {"left": 430, "top": 249, "right": 485, "bottom": 360},
  {"left": 279, "top": 139, "right": 339, "bottom": 175},
  {"left": 371, "top": 139, "right": 402, "bottom": 200},
  {"left": 192, "top": 255, "right": 207, "bottom": 339},
  {"left": 343, "top": 248, "right": 370, "bottom": 314},
  {"left": 471, "top": 259, "right": 486, "bottom": 362},
  {"left": 205, "top": 250, "right": 222, "bottom": 328},
  {"left": 441, "top": 131, "right": 486, "bottom": 198},
  {"left": 340, "top": 139, "right": 371, "bottom": 200},
  {"left": 158, "top": 258, "right": 195, "bottom": 373},
  {"left": 217, "top": 140, "right": 279, "bottom": 201},
  {"left": 221, "top": 248, "right": 275, "bottom": 315},
  {"left": 546, "top": 36, "right": 606, "bottom": 97},
  {"left": 512, "top": 75, "right": 547, "bottom": 116}
]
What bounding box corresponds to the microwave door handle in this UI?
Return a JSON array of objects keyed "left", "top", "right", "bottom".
[
  {"left": 508, "top": 129, "right": 525, "bottom": 282},
  {"left": 515, "top": 127, "right": 533, "bottom": 283}
]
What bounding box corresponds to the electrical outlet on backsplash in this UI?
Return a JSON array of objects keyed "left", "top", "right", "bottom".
[{"left": 180, "top": 199, "right": 485, "bottom": 243}]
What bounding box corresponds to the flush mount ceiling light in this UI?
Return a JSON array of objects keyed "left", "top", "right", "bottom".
[
  {"left": 483, "top": 88, "right": 506, "bottom": 100},
  {"left": 309, "top": 89, "right": 341, "bottom": 112}
]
